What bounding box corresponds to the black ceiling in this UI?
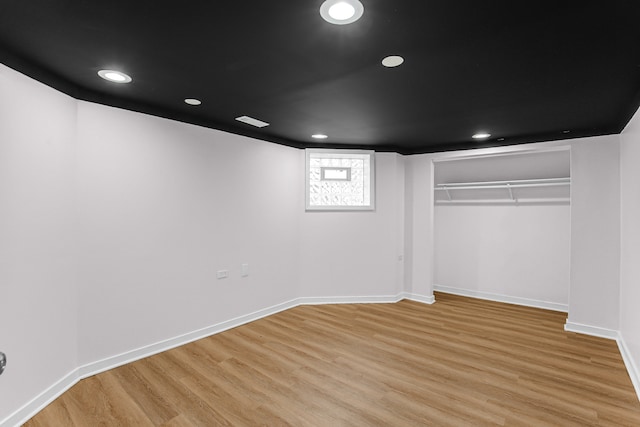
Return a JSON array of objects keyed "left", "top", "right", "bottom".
[{"left": 2, "top": 1, "right": 640, "bottom": 154}]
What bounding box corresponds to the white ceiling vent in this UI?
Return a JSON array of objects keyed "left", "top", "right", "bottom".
[{"left": 235, "top": 115, "right": 269, "bottom": 128}]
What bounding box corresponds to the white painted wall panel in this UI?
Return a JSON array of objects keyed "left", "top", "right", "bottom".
[
  {"left": 434, "top": 204, "right": 570, "bottom": 307},
  {"left": 75, "top": 102, "right": 302, "bottom": 365},
  {"left": 0, "top": 65, "right": 78, "bottom": 420},
  {"left": 620, "top": 106, "right": 640, "bottom": 392},
  {"left": 404, "top": 155, "right": 435, "bottom": 298},
  {"left": 568, "top": 136, "right": 620, "bottom": 331}
]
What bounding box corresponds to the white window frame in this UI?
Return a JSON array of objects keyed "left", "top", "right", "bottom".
[{"left": 305, "top": 149, "right": 375, "bottom": 211}]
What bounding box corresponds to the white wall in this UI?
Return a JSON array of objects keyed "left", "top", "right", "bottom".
[
  {"left": 403, "top": 155, "right": 435, "bottom": 299},
  {"left": 0, "top": 65, "right": 79, "bottom": 419},
  {"left": 435, "top": 204, "right": 570, "bottom": 309},
  {"left": 568, "top": 135, "right": 621, "bottom": 334},
  {"left": 620, "top": 107, "right": 640, "bottom": 393},
  {"left": 76, "top": 102, "right": 302, "bottom": 365},
  {"left": 298, "top": 153, "right": 405, "bottom": 299},
  {"left": 0, "top": 64, "right": 304, "bottom": 424}
]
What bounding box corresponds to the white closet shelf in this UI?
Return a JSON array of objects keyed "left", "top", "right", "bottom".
[{"left": 435, "top": 177, "right": 570, "bottom": 203}]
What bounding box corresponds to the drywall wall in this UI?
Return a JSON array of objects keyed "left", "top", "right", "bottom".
[
  {"left": 620, "top": 106, "right": 640, "bottom": 393},
  {"left": 0, "top": 65, "right": 79, "bottom": 419},
  {"left": 403, "top": 154, "right": 435, "bottom": 299},
  {"left": 75, "top": 102, "right": 302, "bottom": 365},
  {"left": 298, "top": 153, "right": 405, "bottom": 300},
  {"left": 434, "top": 204, "right": 570, "bottom": 309},
  {"left": 568, "top": 135, "right": 621, "bottom": 334}
]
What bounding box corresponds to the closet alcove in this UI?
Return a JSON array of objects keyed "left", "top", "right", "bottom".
[{"left": 433, "top": 149, "right": 571, "bottom": 311}]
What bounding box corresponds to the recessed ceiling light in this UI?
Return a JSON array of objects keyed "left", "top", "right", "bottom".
[
  {"left": 97, "top": 69, "right": 132, "bottom": 83},
  {"left": 312, "top": 134, "right": 328, "bottom": 139},
  {"left": 235, "top": 115, "right": 270, "bottom": 128},
  {"left": 382, "top": 56, "right": 404, "bottom": 68},
  {"left": 184, "top": 98, "right": 202, "bottom": 106},
  {"left": 562, "top": 130, "right": 571, "bottom": 133},
  {"left": 320, "top": 0, "right": 364, "bottom": 25},
  {"left": 329, "top": 2, "right": 355, "bottom": 19},
  {"left": 472, "top": 132, "right": 491, "bottom": 139}
]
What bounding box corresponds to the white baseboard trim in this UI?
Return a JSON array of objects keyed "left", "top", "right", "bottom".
[
  {"left": 617, "top": 333, "right": 640, "bottom": 403},
  {"left": 434, "top": 284, "right": 568, "bottom": 312},
  {"left": 1, "top": 369, "right": 80, "bottom": 427},
  {"left": 564, "top": 323, "right": 639, "bottom": 403},
  {"left": 297, "top": 292, "right": 436, "bottom": 306},
  {"left": 298, "top": 293, "right": 405, "bottom": 305},
  {"left": 77, "top": 298, "right": 300, "bottom": 379},
  {"left": 563, "top": 321, "right": 619, "bottom": 340},
  {"left": 435, "top": 285, "right": 638, "bottom": 403},
  {"left": 404, "top": 292, "right": 436, "bottom": 304},
  {"left": 2, "top": 294, "right": 439, "bottom": 427}
]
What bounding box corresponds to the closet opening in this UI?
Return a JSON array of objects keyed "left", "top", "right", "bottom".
[{"left": 432, "top": 147, "right": 571, "bottom": 312}]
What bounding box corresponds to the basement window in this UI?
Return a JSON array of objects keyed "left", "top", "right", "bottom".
[{"left": 306, "top": 149, "right": 375, "bottom": 211}]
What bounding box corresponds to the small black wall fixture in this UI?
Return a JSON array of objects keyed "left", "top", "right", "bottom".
[{"left": 0, "top": 352, "right": 6, "bottom": 375}]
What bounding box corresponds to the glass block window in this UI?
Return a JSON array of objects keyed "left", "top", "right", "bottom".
[{"left": 306, "top": 149, "right": 375, "bottom": 210}]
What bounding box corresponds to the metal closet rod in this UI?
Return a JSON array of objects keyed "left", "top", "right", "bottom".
[
  {"left": 434, "top": 198, "right": 571, "bottom": 205},
  {"left": 434, "top": 177, "right": 570, "bottom": 190}
]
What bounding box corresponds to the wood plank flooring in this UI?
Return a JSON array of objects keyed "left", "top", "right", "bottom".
[{"left": 24, "top": 293, "right": 640, "bottom": 426}]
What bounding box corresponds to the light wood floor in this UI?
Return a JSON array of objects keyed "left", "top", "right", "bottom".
[{"left": 25, "top": 293, "right": 640, "bottom": 426}]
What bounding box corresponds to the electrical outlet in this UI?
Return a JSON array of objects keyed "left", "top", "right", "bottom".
[
  {"left": 217, "top": 270, "right": 229, "bottom": 279},
  {"left": 241, "top": 263, "right": 249, "bottom": 277}
]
